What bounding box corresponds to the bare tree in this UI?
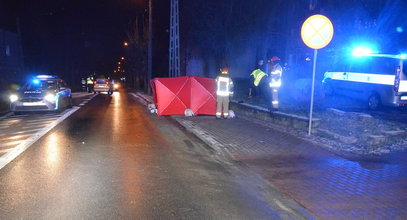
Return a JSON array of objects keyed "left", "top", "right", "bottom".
[{"left": 126, "top": 16, "right": 148, "bottom": 90}]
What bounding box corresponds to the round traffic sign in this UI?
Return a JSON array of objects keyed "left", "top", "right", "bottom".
[{"left": 301, "top": 14, "right": 333, "bottom": 49}]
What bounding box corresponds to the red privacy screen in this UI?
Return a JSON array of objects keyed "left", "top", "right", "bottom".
[{"left": 151, "top": 76, "right": 216, "bottom": 116}]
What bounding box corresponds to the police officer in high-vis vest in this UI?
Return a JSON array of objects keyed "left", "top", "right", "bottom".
[
  {"left": 249, "top": 60, "right": 267, "bottom": 98},
  {"left": 216, "top": 68, "right": 233, "bottom": 119},
  {"left": 269, "top": 56, "right": 283, "bottom": 110},
  {"left": 86, "top": 76, "right": 94, "bottom": 93},
  {"left": 249, "top": 60, "right": 268, "bottom": 98}
]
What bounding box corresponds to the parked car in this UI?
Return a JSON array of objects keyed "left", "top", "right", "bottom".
[
  {"left": 9, "top": 75, "right": 72, "bottom": 113},
  {"left": 93, "top": 78, "right": 113, "bottom": 95}
]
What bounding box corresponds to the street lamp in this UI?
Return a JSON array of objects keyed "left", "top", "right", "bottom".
[
  {"left": 121, "top": 57, "right": 125, "bottom": 60},
  {"left": 124, "top": 41, "right": 129, "bottom": 47}
]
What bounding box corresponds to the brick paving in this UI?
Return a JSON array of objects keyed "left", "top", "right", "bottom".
[{"left": 176, "top": 116, "right": 407, "bottom": 220}]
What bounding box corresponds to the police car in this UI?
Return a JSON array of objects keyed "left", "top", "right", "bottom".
[
  {"left": 322, "top": 55, "right": 407, "bottom": 110},
  {"left": 9, "top": 75, "right": 73, "bottom": 113}
]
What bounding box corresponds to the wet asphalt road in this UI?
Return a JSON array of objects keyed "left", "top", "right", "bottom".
[{"left": 0, "top": 91, "right": 289, "bottom": 219}]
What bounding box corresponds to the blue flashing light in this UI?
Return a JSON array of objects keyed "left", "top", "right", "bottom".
[
  {"left": 397, "top": 26, "right": 404, "bottom": 33},
  {"left": 352, "top": 46, "right": 373, "bottom": 57},
  {"left": 399, "top": 54, "right": 407, "bottom": 59},
  {"left": 36, "top": 75, "right": 57, "bottom": 79},
  {"left": 32, "top": 79, "right": 40, "bottom": 84}
]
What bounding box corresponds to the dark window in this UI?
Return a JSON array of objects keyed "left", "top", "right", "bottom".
[{"left": 96, "top": 79, "right": 107, "bottom": 84}]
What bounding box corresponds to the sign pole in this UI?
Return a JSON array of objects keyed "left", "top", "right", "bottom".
[
  {"left": 308, "top": 49, "right": 318, "bottom": 136},
  {"left": 301, "top": 14, "right": 333, "bottom": 136}
]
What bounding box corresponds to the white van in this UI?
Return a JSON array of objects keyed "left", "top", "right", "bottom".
[{"left": 322, "top": 56, "right": 407, "bottom": 110}]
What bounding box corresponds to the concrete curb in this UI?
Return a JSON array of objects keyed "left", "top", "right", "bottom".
[{"left": 231, "top": 100, "right": 320, "bottom": 130}]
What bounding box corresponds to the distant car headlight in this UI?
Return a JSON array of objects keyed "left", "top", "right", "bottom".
[
  {"left": 44, "top": 93, "right": 56, "bottom": 102},
  {"left": 9, "top": 94, "right": 18, "bottom": 103},
  {"left": 114, "top": 84, "right": 119, "bottom": 89}
]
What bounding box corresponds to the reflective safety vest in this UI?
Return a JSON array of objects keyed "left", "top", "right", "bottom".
[
  {"left": 269, "top": 64, "right": 282, "bottom": 88},
  {"left": 251, "top": 69, "right": 267, "bottom": 87},
  {"left": 86, "top": 77, "right": 93, "bottom": 84},
  {"left": 216, "top": 76, "right": 233, "bottom": 96}
]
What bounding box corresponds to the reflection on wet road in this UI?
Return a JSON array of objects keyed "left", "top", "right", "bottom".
[
  {"left": 0, "top": 92, "right": 292, "bottom": 219},
  {"left": 0, "top": 93, "right": 96, "bottom": 170}
]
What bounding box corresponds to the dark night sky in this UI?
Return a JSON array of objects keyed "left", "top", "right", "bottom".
[
  {"left": 0, "top": 0, "right": 146, "bottom": 76},
  {"left": 2, "top": 0, "right": 406, "bottom": 80}
]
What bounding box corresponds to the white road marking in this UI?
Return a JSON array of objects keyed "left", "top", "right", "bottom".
[
  {"left": 0, "top": 140, "right": 22, "bottom": 148},
  {"left": 7, "top": 115, "right": 29, "bottom": 119},
  {"left": 21, "top": 124, "right": 53, "bottom": 129},
  {"left": 0, "top": 148, "right": 13, "bottom": 154},
  {"left": 0, "top": 134, "right": 31, "bottom": 141},
  {"left": 0, "top": 129, "right": 41, "bottom": 137},
  {"left": 0, "top": 93, "right": 98, "bottom": 170},
  {"left": 24, "top": 121, "right": 55, "bottom": 126},
  {"left": 0, "top": 107, "right": 80, "bottom": 170}
]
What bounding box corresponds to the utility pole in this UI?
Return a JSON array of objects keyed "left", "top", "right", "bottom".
[
  {"left": 169, "top": 0, "right": 180, "bottom": 77},
  {"left": 147, "top": 0, "right": 153, "bottom": 94}
]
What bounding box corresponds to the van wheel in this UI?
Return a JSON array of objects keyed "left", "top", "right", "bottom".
[{"left": 368, "top": 94, "right": 380, "bottom": 110}]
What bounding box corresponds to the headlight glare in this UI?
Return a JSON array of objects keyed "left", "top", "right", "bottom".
[
  {"left": 44, "top": 93, "right": 56, "bottom": 102},
  {"left": 9, "top": 94, "right": 18, "bottom": 102}
]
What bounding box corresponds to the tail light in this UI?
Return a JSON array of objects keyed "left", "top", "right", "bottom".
[{"left": 106, "top": 81, "right": 109, "bottom": 85}]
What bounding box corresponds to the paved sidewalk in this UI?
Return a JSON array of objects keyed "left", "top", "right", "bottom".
[{"left": 174, "top": 116, "right": 407, "bottom": 220}]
